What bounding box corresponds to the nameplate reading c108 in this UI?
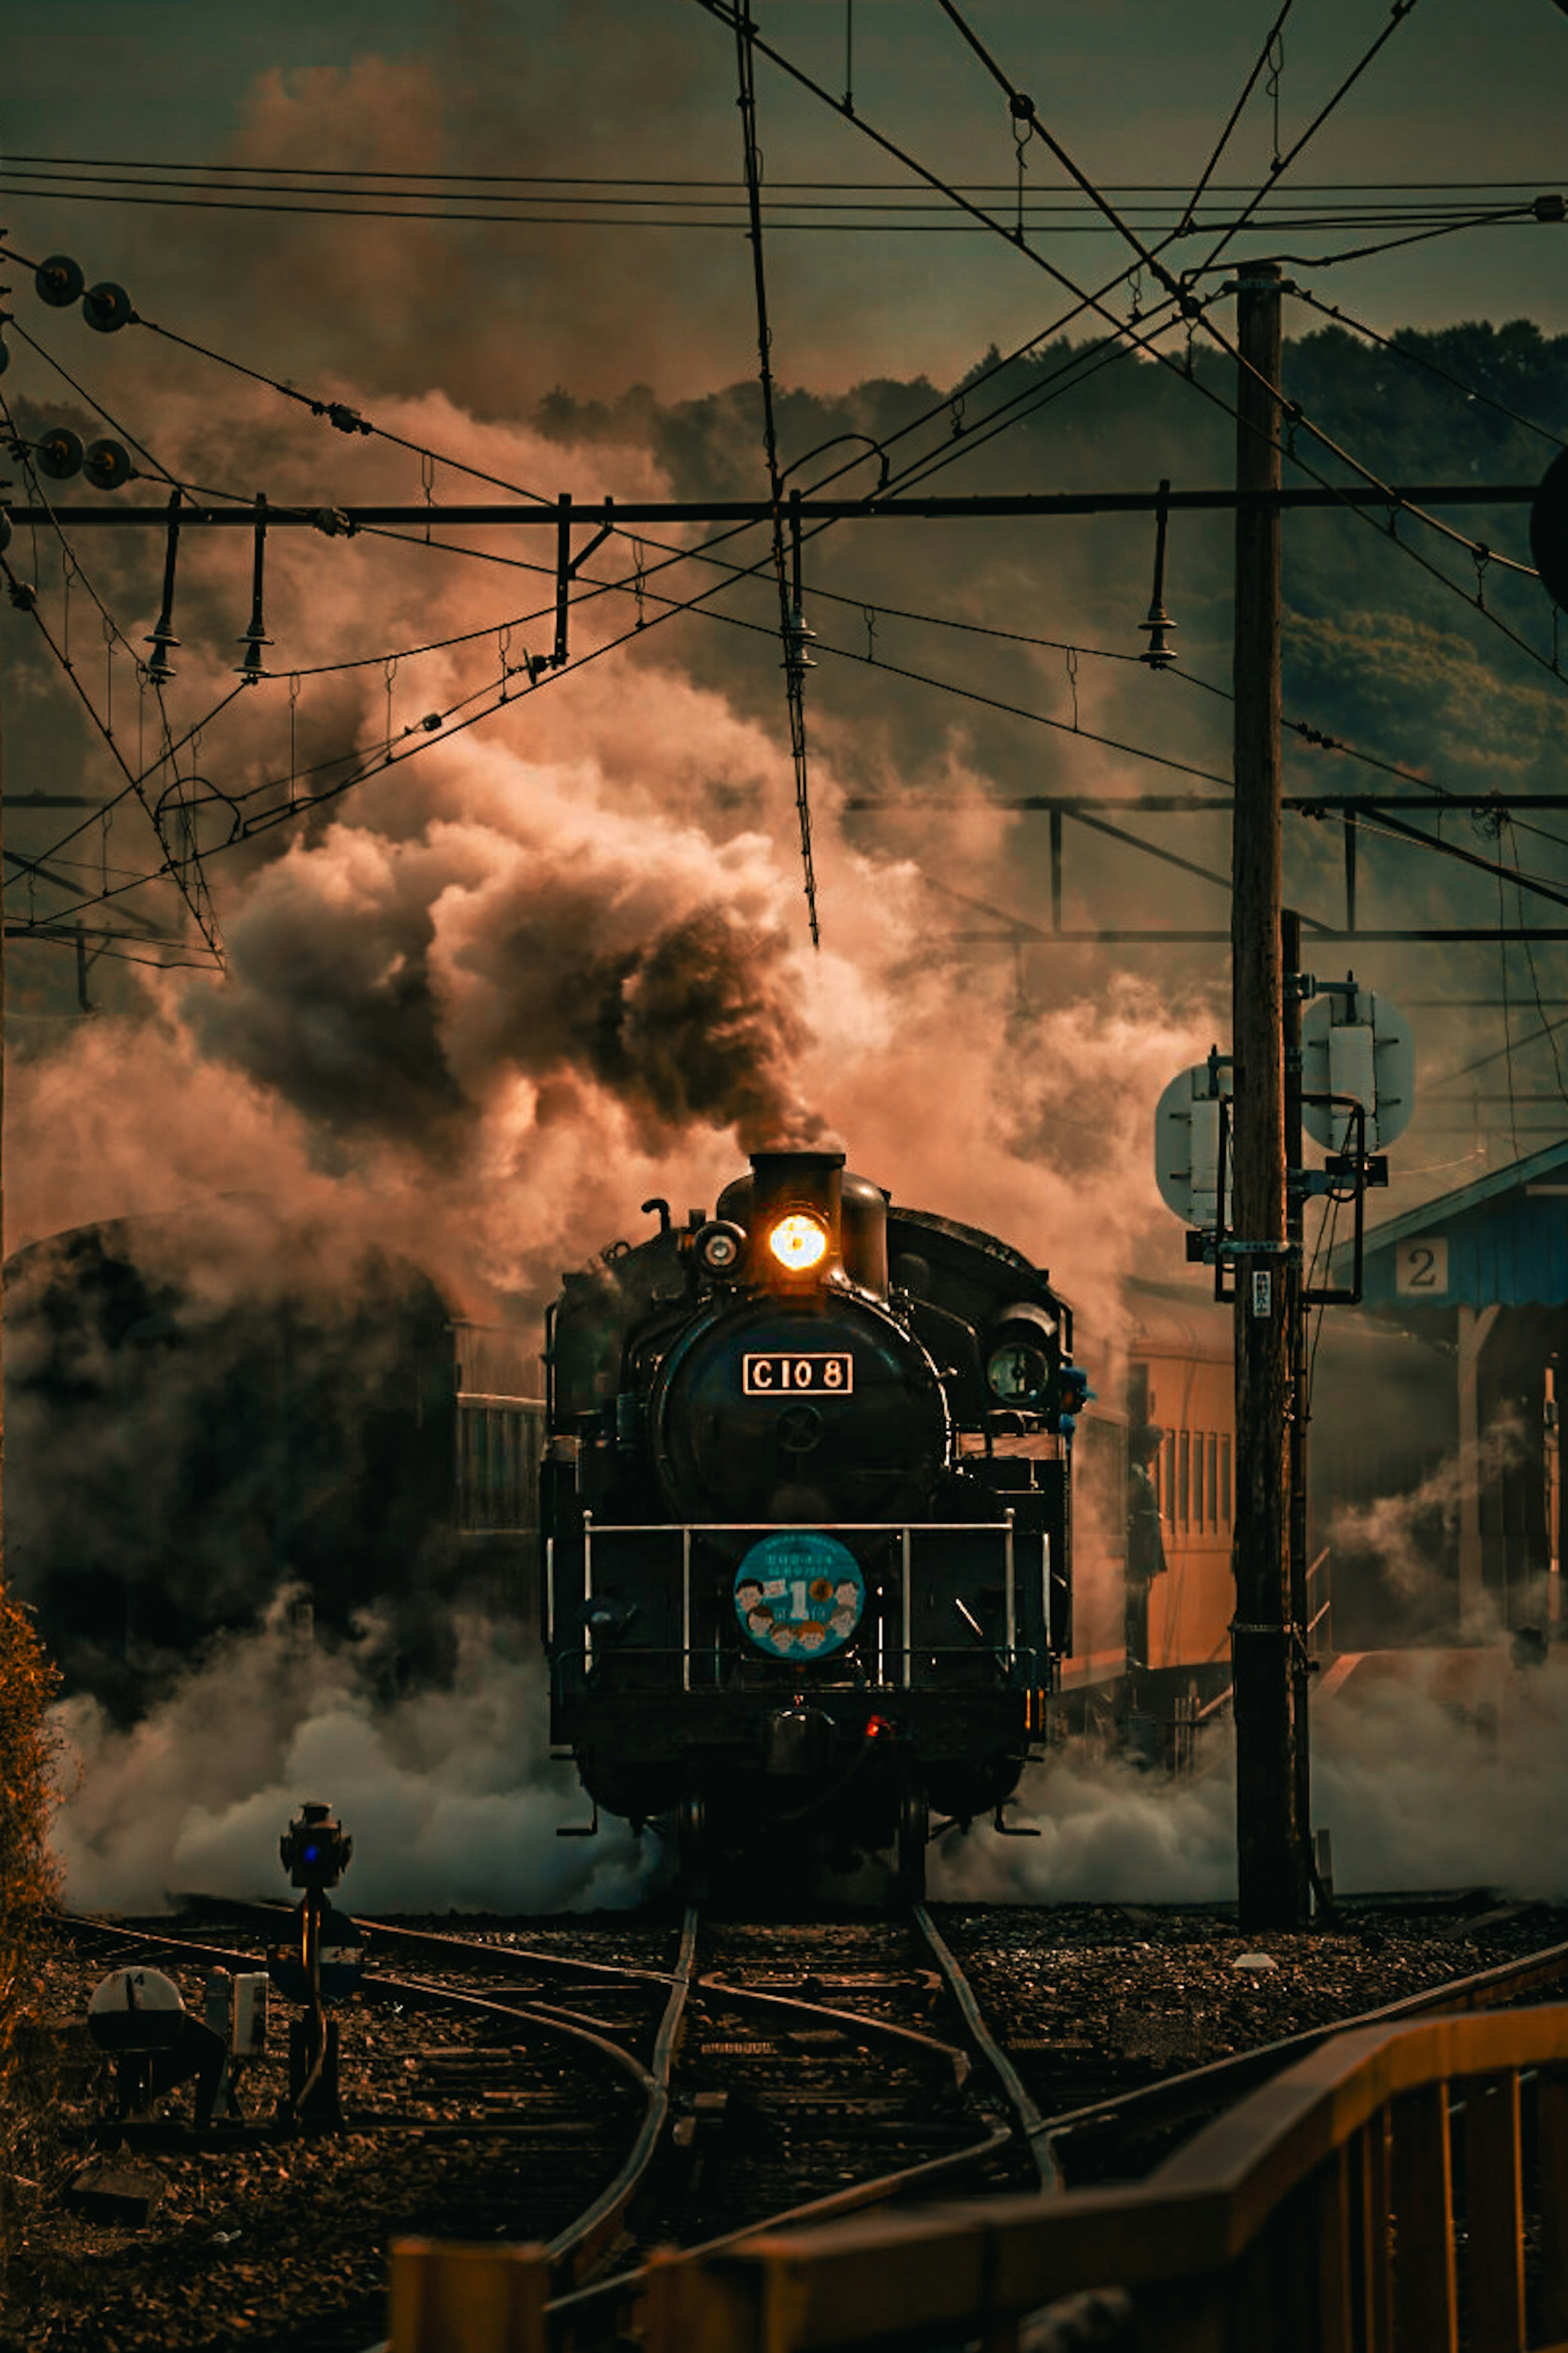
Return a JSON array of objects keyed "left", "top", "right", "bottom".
[{"left": 742, "top": 1353, "right": 853, "bottom": 1395}]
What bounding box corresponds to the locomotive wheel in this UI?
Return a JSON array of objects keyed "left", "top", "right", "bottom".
[
  {"left": 676, "top": 1788, "right": 708, "bottom": 1903},
  {"left": 893, "top": 1776, "right": 929, "bottom": 1903}
]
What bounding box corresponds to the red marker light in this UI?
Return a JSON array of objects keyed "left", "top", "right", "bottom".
[{"left": 864, "top": 1714, "right": 893, "bottom": 1741}]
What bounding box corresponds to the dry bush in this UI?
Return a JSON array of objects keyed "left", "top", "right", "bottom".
[{"left": 0, "top": 1580, "right": 62, "bottom": 2238}]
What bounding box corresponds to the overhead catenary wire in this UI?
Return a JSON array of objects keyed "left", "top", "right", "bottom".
[
  {"left": 16, "top": 420, "right": 1566, "bottom": 938},
  {"left": 6, "top": 75, "right": 1563, "bottom": 952},
  {"left": 3, "top": 315, "right": 190, "bottom": 496},
  {"left": 0, "top": 405, "right": 232, "bottom": 958},
  {"left": 924, "top": 0, "right": 1550, "bottom": 608},
  {"left": 1214, "top": 204, "right": 1560, "bottom": 276},
  {"left": 686, "top": 0, "right": 1559, "bottom": 702},
  {"left": 9, "top": 153, "right": 1557, "bottom": 193},
  {"left": 40, "top": 485, "right": 1568, "bottom": 943},
  {"left": 0, "top": 239, "right": 1240, "bottom": 905},
  {"left": 18, "top": 140, "right": 1546, "bottom": 831},
  {"left": 13, "top": 381, "right": 1566, "bottom": 946},
  {"left": 1178, "top": 0, "right": 1297, "bottom": 234},
  {"left": 1186, "top": 0, "right": 1424, "bottom": 281},
  {"left": 5, "top": 155, "right": 1557, "bottom": 232},
  {"left": 733, "top": 0, "right": 820, "bottom": 947}
]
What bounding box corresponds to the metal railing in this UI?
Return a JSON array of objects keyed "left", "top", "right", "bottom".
[{"left": 556, "top": 1514, "right": 1043, "bottom": 1691}]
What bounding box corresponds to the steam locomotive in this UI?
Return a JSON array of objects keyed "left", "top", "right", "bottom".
[{"left": 542, "top": 1146, "right": 1085, "bottom": 1894}]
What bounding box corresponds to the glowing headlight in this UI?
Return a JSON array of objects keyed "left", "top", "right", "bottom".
[{"left": 768, "top": 1212, "right": 829, "bottom": 1272}]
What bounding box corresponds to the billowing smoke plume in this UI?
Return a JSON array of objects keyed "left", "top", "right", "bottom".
[{"left": 188, "top": 799, "right": 816, "bottom": 1164}]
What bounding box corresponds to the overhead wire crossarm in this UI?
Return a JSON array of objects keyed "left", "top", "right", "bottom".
[{"left": 2, "top": 486, "right": 1542, "bottom": 528}]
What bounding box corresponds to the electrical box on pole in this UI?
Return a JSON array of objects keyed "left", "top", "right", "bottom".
[
  {"left": 1300, "top": 985, "right": 1415, "bottom": 1153},
  {"left": 1154, "top": 1055, "right": 1233, "bottom": 1233}
]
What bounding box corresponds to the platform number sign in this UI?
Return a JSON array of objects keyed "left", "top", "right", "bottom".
[{"left": 1395, "top": 1237, "right": 1448, "bottom": 1298}]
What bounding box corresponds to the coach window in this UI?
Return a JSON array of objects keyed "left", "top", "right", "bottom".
[
  {"left": 1178, "top": 1430, "right": 1190, "bottom": 1528},
  {"left": 1220, "top": 1434, "right": 1233, "bottom": 1526},
  {"left": 1207, "top": 1433, "right": 1218, "bottom": 1531}
]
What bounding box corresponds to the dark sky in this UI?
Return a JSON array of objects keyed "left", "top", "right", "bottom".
[{"left": 8, "top": 0, "right": 1567, "bottom": 398}]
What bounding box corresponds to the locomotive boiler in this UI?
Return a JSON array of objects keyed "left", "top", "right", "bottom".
[{"left": 542, "top": 1145, "right": 1084, "bottom": 1894}]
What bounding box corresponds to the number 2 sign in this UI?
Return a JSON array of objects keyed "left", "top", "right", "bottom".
[{"left": 1396, "top": 1237, "right": 1449, "bottom": 1297}]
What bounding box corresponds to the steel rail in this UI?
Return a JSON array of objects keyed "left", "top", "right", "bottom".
[
  {"left": 913, "top": 1904, "right": 1059, "bottom": 2190},
  {"left": 60, "top": 1912, "right": 287, "bottom": 1976},
  {"left": 182, "top": 1896, "right": 679, "bottom": 1992},
  {"left": 96, "top": 1901, "right": 978, "bottom": 2079},
  {"left": 297, "top": 1907, "right": 977, "bottom": 2083},
  {"left": 544, "top": 1905, "right": 698, "bottom": 2277},
  {"left": 697, "top": 1973, "right": 971, "bottom": 2088},
  {"left": 65, "top": 1906, "right": 998, "bottom": 2349}
]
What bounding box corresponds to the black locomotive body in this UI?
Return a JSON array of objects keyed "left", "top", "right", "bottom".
[{"left": 542, "top": 1147, "right": 1081, "bottom": 1891}]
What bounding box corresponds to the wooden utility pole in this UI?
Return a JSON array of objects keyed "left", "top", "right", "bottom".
[
  {"left": 1230, "top": 262, "right": 1307, "bottom": 1931},
  {"left": 1282, "top": 905, "right": 1314, "bottom": 1894}
]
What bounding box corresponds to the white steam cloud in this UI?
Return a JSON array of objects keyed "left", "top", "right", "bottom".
[
  {"left": 929, "top": 1647, "right": 1568, "bottom": 1905},
  {"left": 53, "top": 1598, "right": 654, "bottom": 1916}
]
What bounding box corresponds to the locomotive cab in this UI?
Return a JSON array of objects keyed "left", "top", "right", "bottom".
[{"left": 542, "top": 1146, "right": 1077, "bottom": 1894}]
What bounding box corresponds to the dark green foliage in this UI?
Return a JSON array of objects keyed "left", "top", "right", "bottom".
[{"left": 536, "top": 320, "right": 1567, "bottom": 927}]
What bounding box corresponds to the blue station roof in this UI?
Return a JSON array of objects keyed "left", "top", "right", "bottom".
[{"left": 1335, "top": 1135, "right": 1568, "bottom": 1310}]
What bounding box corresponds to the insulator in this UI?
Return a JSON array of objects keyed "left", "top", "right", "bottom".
[
  {"left": 234, "top": 494, "right": 270, "bottom": 682},
  {"left": 83, "top": 437, "right": 134, "bottom": 491},
  {"left": 1138, "top": 605, "right": 1178, "bottom": 671},
  {"left": 782, "top": 604, "right": 817, "bottom": 676},
  {"left": 36, "top": 427, "right": 85, "bottom": 481},
  {"left": 82, "top": 281, "right": 134, "bottom": 334},
  {"left": 235, "top": 630, "right": 272, "bottom": 684},
  {"left": 35, "top": 254, "right": 85, "bottom": 309},
  {"left": 145, "top": 492, "right": 183, "bottom": 684},
  {"left": 1138, "top": 478, "right": 1177, "bottom": 668}
]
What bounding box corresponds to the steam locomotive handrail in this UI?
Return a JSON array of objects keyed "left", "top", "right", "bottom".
[
  {"left": 576, "top": 1517, "right": 1025, "bottom": 1533},
  {"left": 572, "top": 1513, "right": 1036, "bottom": 1691}
]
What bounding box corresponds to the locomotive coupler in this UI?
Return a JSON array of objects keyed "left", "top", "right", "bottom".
[{"left": 762, "top": 1705, "right": 833, "bottom": 1776}]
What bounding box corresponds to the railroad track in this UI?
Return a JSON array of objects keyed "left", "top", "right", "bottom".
[
  {"left": 57, "top": 1903, "right": 1045, "bottom": 2329},
  {"left": 51, "top": 1901, "right": 1568, "bottom": 2353}
]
